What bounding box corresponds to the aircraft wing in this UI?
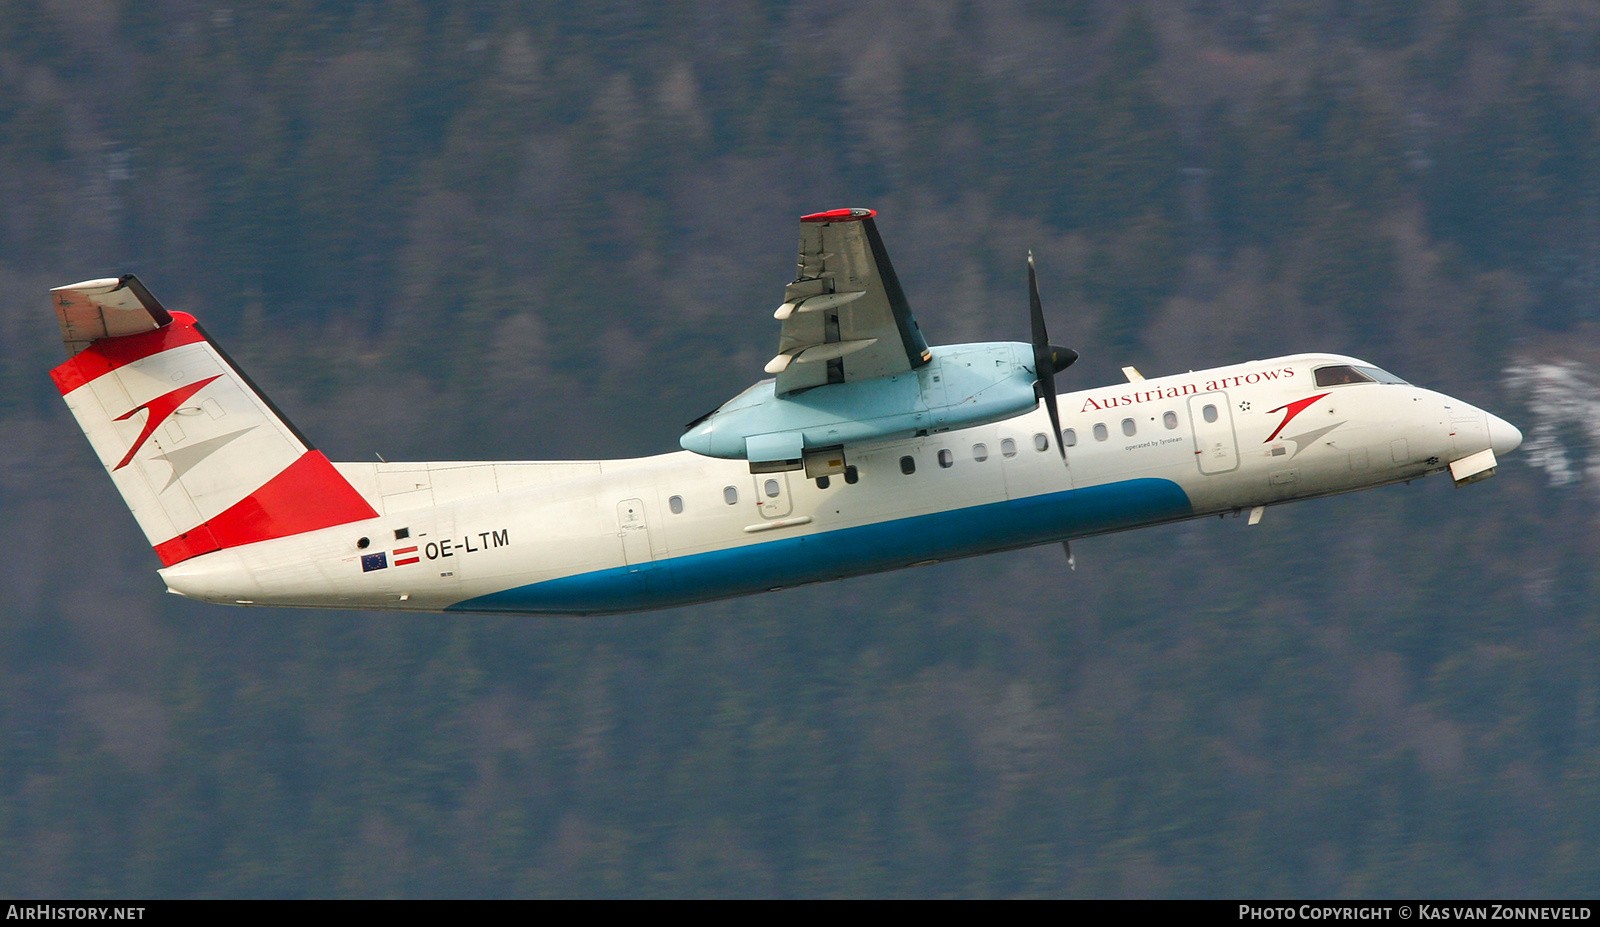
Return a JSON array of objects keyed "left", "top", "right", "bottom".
[
  {"left": 767, "top": 208, "right": 932, "bottom": 395},
  {"left": 52, "top": 275, "right": 174, "bottom": 354}
]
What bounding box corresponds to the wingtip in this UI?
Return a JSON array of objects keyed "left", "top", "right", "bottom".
[{"left": 800, "top": 207, "right": 877, "bottom": 223}]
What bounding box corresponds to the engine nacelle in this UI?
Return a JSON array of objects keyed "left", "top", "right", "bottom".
[{"left": 680, "top": 342, "right": 1042, "bottom": 468}]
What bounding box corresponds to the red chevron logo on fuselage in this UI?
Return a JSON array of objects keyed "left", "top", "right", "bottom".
[{"left": 1264, "top": 392, "right": 1330, "bottom": 444}]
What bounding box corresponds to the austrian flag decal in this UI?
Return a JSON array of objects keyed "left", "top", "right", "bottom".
[{"left": 393, "top": 545, "right": 420, "bottom": 566}]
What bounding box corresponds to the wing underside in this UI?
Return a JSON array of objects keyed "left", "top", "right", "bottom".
[{"left": 769, "top": 208, "right": 931, "bottom": 395}]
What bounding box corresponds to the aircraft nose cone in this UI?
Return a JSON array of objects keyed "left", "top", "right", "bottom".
[{"left": 1488, "top": 412, "right": 1522, "bottom": 457}]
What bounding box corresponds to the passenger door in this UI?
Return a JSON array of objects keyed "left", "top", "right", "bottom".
[
  {"left": 752, "top": 473, "right": 794, "bottom": 519},
  {"left": 1189, "top": 393, "right": 1240, "bottom": 474}
]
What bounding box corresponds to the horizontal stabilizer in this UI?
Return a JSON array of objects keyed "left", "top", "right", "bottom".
[{"left": 52, "top": 275, "right": 173, "bottom": 354}]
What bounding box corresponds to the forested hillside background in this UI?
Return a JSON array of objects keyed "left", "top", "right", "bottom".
[{"left": 3, "top": 0, "right": 1600, "bottom": 896}]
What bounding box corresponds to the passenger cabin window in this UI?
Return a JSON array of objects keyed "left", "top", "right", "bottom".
[
  {"left": 1314, "top": 365, "right": 1375, "bottom": 387},
  {"left": 1033, "top": 433, "right": 1049, "bottom": 452},
  {"left": 764, "top": 479, "right": 781, "bottom": 498},
  {"left": 723, "top": 485, "right": 738, "bottom": 505},
  {"left": 973, "top": 443, "right": 989, "bottom": 462},
  {"left": 1001, "top": 438, "right": 1017, "bottom": 458},
  {"left": 817, "top": 475, "right": 830, "bottom": 489},
  {"left": 1093, "top": 423, "right": 1108, "bottom": 442},
  {"left": 1163, "top": 411, "right": 1178, "bottom": 429},
  {"left": 844, "top": 465, "right": 859, "bottom": 484},
  {"left": 1122, "top": 418, "right": 1136, "bottom": 437},
  {"left": 1062, "top": 428, "right": 1077, "bottom": 448},
  {"left": 1203, "top": 404, "right": 1218, "bottom": 424},
  {"left": 669, "top": 495, "right": 684, "bottom": 514},
  {"left": 900, "top": 455, "right": 916, "bottom": 475},
  {"left": 938, "top": 449, "right": 954, "bottom": 469}
]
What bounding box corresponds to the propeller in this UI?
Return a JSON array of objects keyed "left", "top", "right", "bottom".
[{"left": 1028, "top": 252, "right": 1077, "bottom": 459}]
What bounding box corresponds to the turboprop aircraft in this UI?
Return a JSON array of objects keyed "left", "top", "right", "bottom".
[{"left": 49, "top": 208, "right": 1522, "bottom": 615}]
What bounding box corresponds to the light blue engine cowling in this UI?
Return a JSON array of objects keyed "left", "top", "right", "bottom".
[{"left": 680, "top": 341, "right": 1044, "bottom": 462}]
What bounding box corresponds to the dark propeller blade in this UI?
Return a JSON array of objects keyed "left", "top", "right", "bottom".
[{"left": 1029, "top": 252, "right": 1076, "bottom": 459}]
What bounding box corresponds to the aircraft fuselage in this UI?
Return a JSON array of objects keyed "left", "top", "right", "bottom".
[{"left": 154, "top": 352, "right": 1520, "bottom": 615}]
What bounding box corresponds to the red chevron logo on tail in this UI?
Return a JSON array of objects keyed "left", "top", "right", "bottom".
[{"left": 112, "top": 375, "right": 222, "bottom": 470}]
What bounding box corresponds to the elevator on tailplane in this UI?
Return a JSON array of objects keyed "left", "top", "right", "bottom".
[{"left": 48, "top": 208, "right": 1522, "bottom": 616}]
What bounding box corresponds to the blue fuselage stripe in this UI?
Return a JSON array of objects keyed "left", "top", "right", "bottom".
[{"left": 447, "top": 478, "right": 1192, "bottom": 615}]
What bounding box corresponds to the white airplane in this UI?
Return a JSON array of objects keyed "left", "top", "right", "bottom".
[{"left": 50, "top": 208, "right": 1522, "bottom": 615}]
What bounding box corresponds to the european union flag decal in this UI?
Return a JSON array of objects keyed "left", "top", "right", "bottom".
[{"left": 361, "top": 552, "right": 388, "bottom": 572}]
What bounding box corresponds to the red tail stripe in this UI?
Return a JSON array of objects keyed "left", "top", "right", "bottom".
[
  {"left": 153, "top": 525, "right": 221, "bottom": 568},
  {"left": 51, "top": 311, "right": 205, "bottom": 395},
  {"left": 152, "top": 450, "right": 378, "bottom": 567}
]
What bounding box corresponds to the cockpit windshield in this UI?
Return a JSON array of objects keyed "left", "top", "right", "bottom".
[
  {"left": 1355, "top": 365, "right": 1408, "bottom": 385},
  {"left": 1313, "top": 364, "right": 1410, "bottom": 387}
]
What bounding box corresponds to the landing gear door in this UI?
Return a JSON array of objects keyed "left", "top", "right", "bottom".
[{"left": 1189, "top": 392, "right": 1239, "bottom": 474}]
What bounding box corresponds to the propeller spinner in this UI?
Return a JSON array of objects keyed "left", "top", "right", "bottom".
[{"left": 1028, "top": 252, "right": 1077, "bottom": 459}]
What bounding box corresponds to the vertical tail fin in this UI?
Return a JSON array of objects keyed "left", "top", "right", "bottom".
[{"left": 50, "top": 276, "right": 378, "bottom": 566}]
